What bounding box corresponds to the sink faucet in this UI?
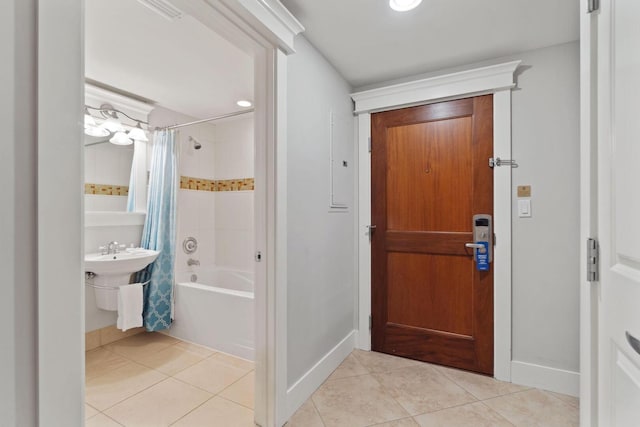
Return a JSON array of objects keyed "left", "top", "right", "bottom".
[
  {"left": 187, "top": 258, "right": 200, "bottom": 266},
  {"left": 107, "top": 241, "right": 119, "bottom": 255}
]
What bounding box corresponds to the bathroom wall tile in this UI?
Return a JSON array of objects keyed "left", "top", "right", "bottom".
[
  {"left": 215, "top": 229, "right": 254, "bottom": 271},
  {"left": 104, "top": 378, "right": 212, "bottom": 427},
  {"left": 215, "top": 191, "right": 254, "bottom": 231},
  {"left": 214, "top": 117, "right": 254, "bottom": 180},
  {"left": 197, "top": 227, "right": 216, "bottom": 267},
  {"left": 86, "top": 329, "right": 101, "bottom": 351}
]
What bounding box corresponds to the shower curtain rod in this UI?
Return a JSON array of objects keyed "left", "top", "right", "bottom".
[{"left": 159, "top": 108, "right": 255, "bottom": 131}]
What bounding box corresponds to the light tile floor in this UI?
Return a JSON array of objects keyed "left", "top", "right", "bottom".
[
  {"left": 86, "top": 333, "right": 579, "bottom": 427},
  {"left": 85, "top": 332, "right": 254, "bottom": 426},
  {"left": 288, "top": 350, "right": 580, "bottom": 427}
]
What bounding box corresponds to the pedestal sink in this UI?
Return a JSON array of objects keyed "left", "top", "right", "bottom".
[{"left": 85, "top": 248, "right": 160, "bottom": 311}]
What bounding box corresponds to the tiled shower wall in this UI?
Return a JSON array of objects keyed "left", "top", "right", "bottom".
[{"left": 150, "top": 107, "right": 254, "bottom": 274}]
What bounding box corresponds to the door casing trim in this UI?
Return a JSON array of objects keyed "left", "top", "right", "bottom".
[{"left": 352, "top": 61, "right": 520, "bottom": 381}]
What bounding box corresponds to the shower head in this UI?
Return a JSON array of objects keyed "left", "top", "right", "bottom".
[{"left": 188, "top": 136, "right": 202, "bottom": 150}]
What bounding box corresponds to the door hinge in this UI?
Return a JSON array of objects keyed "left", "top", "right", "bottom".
[
  {"left": 587, "top": 238, "right": 599, "bottom": 282},
  {"left": 368, "top": 136, "right": 372, "bottom": 153},
  {"left": 369, "top": 315, "right": 372, "bottom": 331},
  {"left": 588, "top": 0, "right": 600, "bottom": 13}
]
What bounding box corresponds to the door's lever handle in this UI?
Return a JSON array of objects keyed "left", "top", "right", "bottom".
[
  {"left": 626, "top": 331, "right": 640, "bottom": 356},
  {"left": 465, "top": 243, "right": 486, "bottom": 253}
]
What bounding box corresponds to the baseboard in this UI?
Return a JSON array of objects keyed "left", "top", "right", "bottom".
[
  {"left": 285, "top": 330, "right": 356, "bottom": 420},
  {"left": 511, "top": 360, "right": 580, "bottom": 397}
]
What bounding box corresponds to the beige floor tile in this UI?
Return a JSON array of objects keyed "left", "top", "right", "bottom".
[
  {"left": 484, "top": 389, "right": 579, "bottom": 427},
  {"left": 100, "top": 325, "right": 145, "bottom": 346},
  {"left": 352, "top": 349, "right": 422, "bottom": 374},
  {"left": 312, "top": 374, "right": 409, "bottom": 427},
  {"left": 174, "top": 356, "right": 250, "bottom": 394},
  {"left": 219, "top": 372, "right": 255, "bottom": 409},
  {"left": 413, "top": 402, "right": 514, "bottom": 427},
  {"left": 373, "top": 364, "right": 476, "bottom": 416},
  {"left": 86, "top": 330, "right": 102, "bottom": 351},
  {"left": 85, "top": 361, "right": 167, "bottom": 411},
  {"left": 103, "top": 332, "right": 178, "bottom": 362},
  {"left": 172, "top": 396, "right": 255, "bottom": 427},
  {"left": 438, "top": 366, "right": 530, "bottom": 400},
  {"left": 286, "top": 400, "right": 325, "bottom": 427},
  {"left": 549, "top": 391, "right": 580, "bottom": 408},
  {"left": 173, "top": 340, "right": 216, "bottom": 358},
  {"left": 85, "top": 403, "right": 100, "bottom": 419},
  {"left": 370, "top": 417, "right": 421, "bottom": 427},
  {"left": 135, "top": 344, "right": 208, "bottom": 375},
  {"left": 327, "top": 353, "right": 369, "bottom": 381},
  {"left": 86, "top": 348, "right": 130, "bottom": 380},
  {"left": 86, "top": 413, "right": 123, "bottom": 427},
  {"left": 210, "top": 352, "right": 255, "bottom": 371},
  {"left": 104, "top": 378, "right": 212, "bottom": 426}
]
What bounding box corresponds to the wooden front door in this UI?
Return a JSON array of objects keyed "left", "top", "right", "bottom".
[{"left": 371, "top": 95, "right": 494, "bottom": 375}]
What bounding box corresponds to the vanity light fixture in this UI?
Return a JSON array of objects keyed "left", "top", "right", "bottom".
[
  {"left": 109, "top": 131, "right": 134, "bottom": 146},
  {"left": 236, "top": 100, "right": 252, "bottom": 108},
  {"left": 389, "top": 0, "right": 423, "bottom": 12},
  {"left": 84, "top": 103, "right": 150, "bottom": 144},
  {"left": 127, "top": 122, "right": 149, "bottom": 142}
]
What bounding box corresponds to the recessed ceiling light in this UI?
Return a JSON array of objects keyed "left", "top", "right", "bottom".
[
  {"left": 389, "top": 0, "right": 423, "bottom": 12},
  {"left": 237, "top": 100, "right": 252, "bottom": 108}
]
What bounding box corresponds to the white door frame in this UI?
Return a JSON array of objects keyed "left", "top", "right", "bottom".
[
  {"left": 352, "top": 61, "right": 520, "bottom": 382},
  {"left": 37, "top": 1, "right": 302, "bottom": 426},
  {"left": 579, "top": 0, "right": 597, "bottom": 424}
]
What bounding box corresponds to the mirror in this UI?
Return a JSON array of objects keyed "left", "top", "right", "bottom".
[{"left": 84, "top": 84, "right": 153, "bottom": 216}]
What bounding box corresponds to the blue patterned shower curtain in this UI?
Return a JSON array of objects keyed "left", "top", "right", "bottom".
[{"left": 138, "top": 129, "right": 178, "bottom": 331}]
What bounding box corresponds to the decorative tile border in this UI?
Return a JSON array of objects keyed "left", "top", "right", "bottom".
[
  {"left": 85, "top": 183, "right": 129, "bottom": 196},
  {"left": 180, "top": 176, "right": 254, "bottom": 192}
]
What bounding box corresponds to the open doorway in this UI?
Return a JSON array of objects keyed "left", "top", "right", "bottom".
[{"left": 82, "top": 1, "right": 262, "bottom": 424}]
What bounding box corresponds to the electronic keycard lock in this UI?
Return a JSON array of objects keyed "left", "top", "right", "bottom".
[{"left": 465, "top": 214, "right": 493, "bottom": 271}]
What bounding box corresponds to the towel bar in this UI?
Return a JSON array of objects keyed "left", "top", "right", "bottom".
[{"left": 85, "top": 279, "right": 151, "bottom": 290}]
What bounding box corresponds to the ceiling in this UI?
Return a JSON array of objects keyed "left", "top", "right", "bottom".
[
  {"left": 85, "top": 0, "right": 253, "bottom": 119},
  {"left": 281, "top": 0, "right": 580, "bottom": 88}
]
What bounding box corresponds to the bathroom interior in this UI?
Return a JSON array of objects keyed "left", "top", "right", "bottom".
[{"left": 83, "top": 0, "right": 259, "bottom": 424}]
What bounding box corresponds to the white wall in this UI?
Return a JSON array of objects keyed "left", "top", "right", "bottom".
[
  {"left": 509, "top": 42, "right": 580, "bottom": 375},
  {"left": 286, "top": 36, "right": 356, "bottom": 387},
  {"left": 0, "top": 0, "right": 38, "bottom": 424}
]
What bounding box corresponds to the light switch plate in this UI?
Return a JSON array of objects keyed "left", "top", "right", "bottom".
[{"left": 518, "top": 199, "right": 532, "bottom": 218}]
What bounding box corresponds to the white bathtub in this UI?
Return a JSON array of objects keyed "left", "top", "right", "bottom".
[{"left": 170, "top": 267, "right": 255, "bottom": 360}]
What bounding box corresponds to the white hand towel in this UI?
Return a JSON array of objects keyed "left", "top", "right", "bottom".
[{"left": 117, "top": 283, "right": 143, "bottom": 331}]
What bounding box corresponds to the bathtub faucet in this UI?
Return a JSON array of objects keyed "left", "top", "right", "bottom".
[{"left": 187, "top": 258, "right": 200, "bottom": 266}]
